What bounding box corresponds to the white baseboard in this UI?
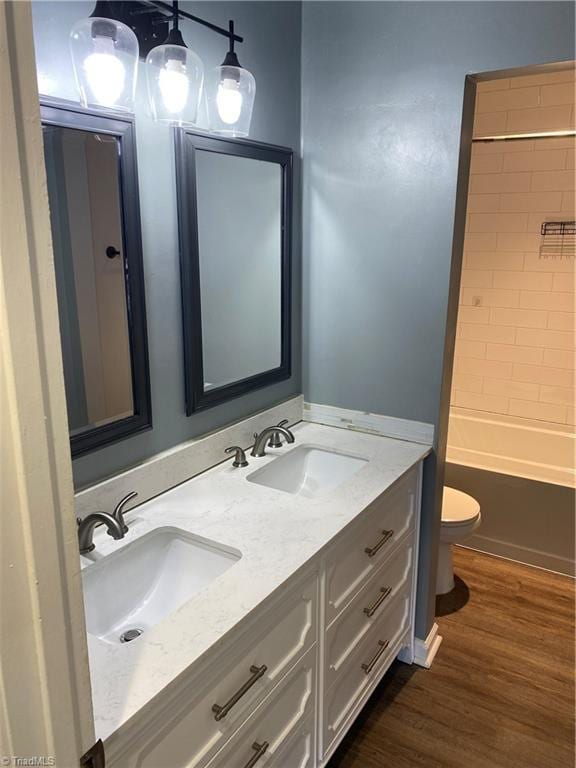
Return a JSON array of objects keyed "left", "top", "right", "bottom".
[
  {"left": 461, "top": 539, "right": 575, "bottom": 578},
  {"left": 75, "top": 395, "right": 304, "bottom": 519},
  {"left": 413, "top": 622, "right": 443, "bottom": 669},
  {"left": 303, "top": 401, "right": 434, "bottom": 446}
]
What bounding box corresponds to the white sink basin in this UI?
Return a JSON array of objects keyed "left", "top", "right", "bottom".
[
  {"left": 247, "top": 445, "right": 367, "bottom": 497},
  {"left": 82, "top": 526, "right": 241, "bottom": 645}
]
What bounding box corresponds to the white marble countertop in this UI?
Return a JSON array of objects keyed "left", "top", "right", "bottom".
[{"left": 83, "top": 422, "right": 430, "bottom": 742}]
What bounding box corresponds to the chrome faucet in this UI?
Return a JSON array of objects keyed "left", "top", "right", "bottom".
[
  {"left": 77, "top": 512, "right": 125, "bottom": 555},
  {"left": 251, "top": 424, "right": 295, "bottom": 457}
]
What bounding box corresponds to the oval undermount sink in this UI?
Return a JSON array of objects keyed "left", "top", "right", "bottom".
[
  {"left": 82, "top": 526, "right": 241, "bottom": 645},
  {"left": 247, "top": 444, "right": 368, "bottom": 497}
]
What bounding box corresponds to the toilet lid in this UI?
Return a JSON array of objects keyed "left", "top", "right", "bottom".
[{"left": 442, "top": 487, "right": 480, "bottom": 524}]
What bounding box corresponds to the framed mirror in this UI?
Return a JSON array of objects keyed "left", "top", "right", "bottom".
[
  {"left": 175, "top": 131, "right": 292, "bottom": 415},
  {"left": 41, "top": 100, "right": 151, "bottom": 457}
]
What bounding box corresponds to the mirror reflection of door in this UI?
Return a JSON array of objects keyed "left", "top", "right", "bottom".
[
  {"left": 195, "top": 151, "right": 282, "bottom": 391},
  {"left": 43, "top": 126, "right": 133, "bottom": 435}
]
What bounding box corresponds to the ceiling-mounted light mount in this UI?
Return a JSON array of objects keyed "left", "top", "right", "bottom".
[{"left": 129, "top": 0, "right": 244, "bottom": 54}]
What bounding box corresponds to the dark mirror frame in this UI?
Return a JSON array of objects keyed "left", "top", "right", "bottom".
[
  {"left": 175, "top": 130, "right": 292, "bottom": 415},
  {"left": 40, "top": 99, "right": 152, "bottom": 457}
]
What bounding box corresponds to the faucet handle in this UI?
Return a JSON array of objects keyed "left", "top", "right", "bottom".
[
  {"left": 268, "top": 419, "right": 293, "bottom": 448},
  {"left": 225, "top": 446, "right": 249, "bottom": 468},
  {"left": 113, "top": 491, "right": 137, "bottom": 534}
]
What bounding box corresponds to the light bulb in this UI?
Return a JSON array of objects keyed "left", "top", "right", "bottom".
[
  {"left": 159, "top": 59, "right": 190, "bottom": 114},
  {"left": 83, "top": 35, "right": 125, "bottom": 107},
  {"left": 216, "top": 78, "right": 243, "bottom": 124}
]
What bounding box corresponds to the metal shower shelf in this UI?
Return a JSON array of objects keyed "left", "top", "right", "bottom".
[
  {"left": 540, "top": 221, "right": 576, "bottom": 236},
  {"left": 539, "top": 220, "right": 575, "bottom": 259}
]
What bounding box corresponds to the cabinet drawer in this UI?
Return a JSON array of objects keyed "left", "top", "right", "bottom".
[
  {"left": 207, "top": 648, "right": 316, "bottom": 768},
  {"left": 323, "top": 587, "right": 411, "bottom": 753},
  {"left": 325, "top": 467, "right": 418, "bottom": 623},
  {"left": 325, "top": 541, "right": 413, "bottom": 688},
  {"left": 133, "top": 575, "right": 317, "bottom": 768},
  {"left": 267, "top": 719, "right": 315, "bottom": 768}
]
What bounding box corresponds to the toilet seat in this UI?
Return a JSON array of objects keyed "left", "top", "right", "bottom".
[{"left": 442, "top": 487, "right": 480, "bottom": 526}]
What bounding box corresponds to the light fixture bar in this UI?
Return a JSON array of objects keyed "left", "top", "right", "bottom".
[
  {"left": 473, "top": 130, "right": 576, "bottom": 143},
  {"left": 142, "top": 0, "right": 243, "bottom": 44}
]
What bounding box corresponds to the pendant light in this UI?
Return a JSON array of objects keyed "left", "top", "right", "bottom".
[
  {"left": 70, "top": 1, "right": 139, "bottom": 111},
  {"left": 146, "top": 1, "right": 203, "bottom": 124},
  {"left": 207, "top": 22, "right": 255, "bottom": 137}
]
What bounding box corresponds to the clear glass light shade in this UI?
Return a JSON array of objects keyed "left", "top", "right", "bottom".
[
  {"left": 70, "top": 17, "right": 138, "bottom": 111},
  {"left": 146, "top": 44, "right": 203, "bottom": 124},
  {"left": 207, "top": 65, "right": 255, "bottom": 137}
]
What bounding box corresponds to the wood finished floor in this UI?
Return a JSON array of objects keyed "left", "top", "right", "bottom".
[{"left": 328, "top": 547, "right": 575, "bottom": 768}]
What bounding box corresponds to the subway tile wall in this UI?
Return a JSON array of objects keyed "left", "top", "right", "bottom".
[{"left": 452, "top": 67, "right": 575, "bottom": 426}]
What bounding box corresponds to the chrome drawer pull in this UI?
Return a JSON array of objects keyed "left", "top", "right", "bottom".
[
  {"left": 361, "top": 639, "right": 390, "bottom": 674},
  {"left": 212, "top": 664, "right": 268, "bottom": 721},
  {"left": 363, "top": 586, "right": 392, "bottom": 618},
  {"left": 242, "top": 741, "right": 269, "bottom": 768},
  {"left": 364, "top": 529, "right": 394, "bottom": 558}
]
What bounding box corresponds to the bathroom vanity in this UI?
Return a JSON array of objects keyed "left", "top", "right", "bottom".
[
  {"left": 36, "top": 93, "right": 432, "bottom": 768},
  {"left": 81, "top": 422, "right": 429, "bottom": 767}
]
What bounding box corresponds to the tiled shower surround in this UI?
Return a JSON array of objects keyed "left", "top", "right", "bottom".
[{"left": 452, "top": 68, "right": 575, "bottom": 427}]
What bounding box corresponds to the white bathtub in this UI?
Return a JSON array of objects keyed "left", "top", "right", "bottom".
[{"left": 447, "top": 407, "right": 576, "bottom": 489}]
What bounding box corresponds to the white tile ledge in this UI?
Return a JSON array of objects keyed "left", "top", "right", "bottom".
[{"left": 303, "top": 401, "right": 434, "bottom": 446}]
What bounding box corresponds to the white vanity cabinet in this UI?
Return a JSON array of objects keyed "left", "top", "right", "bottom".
[{"left": 105, "top": 461, "right": 422, "bottom": 768}]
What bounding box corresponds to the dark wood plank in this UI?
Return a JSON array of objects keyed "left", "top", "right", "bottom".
[{"left": 328, "top": 547, "right": 575, "bottom": 768}]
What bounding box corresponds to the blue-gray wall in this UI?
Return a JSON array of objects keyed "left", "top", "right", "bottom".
[
  {"left": 32, "top": 1, "right": 302, "bottom": 488},
  {"left": 302, "top": 0, "right": 574, "bottom": 424},
  {"left": 301, "top": 1, "right": 575, "bottom": 636}
]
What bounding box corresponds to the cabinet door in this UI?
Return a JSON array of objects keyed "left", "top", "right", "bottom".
[
  {"left": 109, "top": 574, "right": 317, "bottom": 768},
  {"left": 268, "top": 718, "right": 315, "bottom": 768},
  {"left": 207, "top": 649, "right": 316, "bottom": 768},
  {"left": 323, "top": 587, "right": 411, "bottom": 757},
  {"left": 325, "top": 467, "right": 418, "bottom": 623}
]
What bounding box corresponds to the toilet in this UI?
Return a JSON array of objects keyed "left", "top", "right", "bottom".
[{"left": 436, "top": 487, "right": 481, "bottom": 595}]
